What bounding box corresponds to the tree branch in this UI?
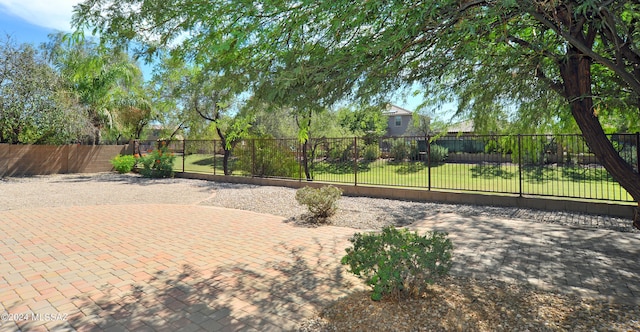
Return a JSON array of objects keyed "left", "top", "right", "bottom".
[
  {"left": 534, "top": 64, "right": 567, "bottom": 98},
  {"left": 529, "top": 10, "right": 640, "bottom": 96},
  {"left": 458, "top": 0, "right": 490, "bottom": 12},
  {"left": 506, "top": 36, "right": 559, "bottom": 61},
  {"left": 599, "top": 7, "right": 640, "bottom": 68}
]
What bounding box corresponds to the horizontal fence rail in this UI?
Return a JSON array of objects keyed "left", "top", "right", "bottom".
[{"left": 136, "top": 133, "right": 639, "bottom": 203}]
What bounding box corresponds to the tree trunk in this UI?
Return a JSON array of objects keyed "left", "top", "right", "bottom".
[
  {"left": 302, "top": 138, "right": 312, "bottom": 180},
  {"left": 222, "top": 148, "right": 231, "bottom": 176},
  {"left": 561, "top": 46, "right": 640, "bottom": 228},
  {"left": 216, "top": 127, "right": 233, "bottom": 176},
  {"left": 93, "top": 127, "right": 101, "bottom": 145}
]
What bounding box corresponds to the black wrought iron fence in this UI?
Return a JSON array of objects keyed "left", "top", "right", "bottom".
[{"left": 136, "top": 133, "right": 639, "bottom": 203}]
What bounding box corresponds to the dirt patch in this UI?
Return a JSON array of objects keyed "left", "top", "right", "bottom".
[{"left": 300, "top": 276, "right": 640, "bottom": 331}]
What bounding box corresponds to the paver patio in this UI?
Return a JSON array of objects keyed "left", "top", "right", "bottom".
[
  {"left": 410, "top": 213, "right": 640, "bottom": 306},
  {"left": 1, "top": 181, "right": 639, "bottom": 331},
  {"left": 0, "top": 204, "right": 362, "bottom": 331}
]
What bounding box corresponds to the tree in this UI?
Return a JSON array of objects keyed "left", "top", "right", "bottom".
[
  {"left": 250, "top": 106, "right": 298, "bottom": 139},
  {"left": 152, "top": 56, "right": 252, "bottom": 175},
  {"left": 0, "top": 36, "right": 89, "bottom": 144},
  {"left": 338, "top": 104, "right": 388, "bottom": 143},
  {"left": 106, "top": 70, "right": 153, "bottom": 142},
  {"left": 46, "top": 32, "right": 150, "bottom": 144},
  {"left": 73, "top": 1, "right": 640, "bottom": 226},
  {"left": 250, "top": 105, "right": 344, "bottom": 139},
  {"left": 409, "top": 112, "right": 432, "bottom": 137}
]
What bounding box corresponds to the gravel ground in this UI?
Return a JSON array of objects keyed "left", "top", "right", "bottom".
[
  {"left": 202, "top": 182, "right": 638, "bottom": 233},
  {"left": 0, "top": 173, "right": 216, "bottom": 210},
  {"left": 299, "top": 277, "right": 640, "bottom": 332},
  {"left": 2, "top": 173, "right": 639, "bottom": 331},
  {"left": 1, "top": 172, "right": 635, "bottom": 233}
]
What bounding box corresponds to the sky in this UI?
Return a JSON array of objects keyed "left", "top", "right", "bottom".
[
  {"left": 0, "top": 0, "right": 78, "bottom": 43},
  {"left": 0, "top": 0, "right": 435, "bottom": 114}
]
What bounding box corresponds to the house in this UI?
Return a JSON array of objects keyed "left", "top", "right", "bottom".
[
  {"left": 383, "top": 105, "right": 413, "bottom": 137},
  {"left": 445, "top": 119, "right": 475, "bottom": 134}
]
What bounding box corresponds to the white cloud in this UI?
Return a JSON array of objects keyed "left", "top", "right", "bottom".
[{"left": 0, "top": 0, "right": 81, "bottom": 31}]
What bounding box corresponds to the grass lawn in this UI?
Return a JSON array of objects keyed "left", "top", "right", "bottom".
[
  {"left": 174, "top": 154, "right": 633, "bottom": 202},
  {"left": 177, "top": 154, "right": 245, "bottom": 175}
]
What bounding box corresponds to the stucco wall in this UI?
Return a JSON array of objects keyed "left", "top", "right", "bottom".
[
  {"left": 176, "top": 172, "right": 635, "bottom": 219},
  {"left": 0, "top": 144, "right": 131, "bottom": 177},
  {"left": 386, "top": 115, "right": 412, "bottom": 136}
]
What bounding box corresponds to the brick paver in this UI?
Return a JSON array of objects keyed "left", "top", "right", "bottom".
[
  {"left": 1, "top": 191, "right": 639, "bottom": 331},
  {"left": 0, "top": 205, "right": 362, "bottom": 331},
  {"left": 410, "top": 212, "right": 640, "bottom": 306}
]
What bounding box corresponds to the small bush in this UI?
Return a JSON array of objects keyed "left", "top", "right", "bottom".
[
  {"left": 390, "top": 138, "right": 410, "bottom": 161},
  {"left": 361, "top": 144, "right": 380, "bottom": 161},
  {"left": 110, "top": 154, "right": 136, "bottom": 174},
  {"left": 139, "top": 143, "right": 176, "bottom": 178},
  {"left": 429, "top": 144, "right": 449, "bottom": 164},
  {"left": 327, "top": 140, "right": 353, "bottom": 161},
  {"left": 341, "top": 226, "right": 453, "bottom": 301},
  {"left": 295, "top": 185, "right": 342, "bottom": 220},
  {"left": 410, "top": 141, "right": 421, "bottom": 160},
  {"left": 236, "top": 140, "right": 299, "bottom": 178}
]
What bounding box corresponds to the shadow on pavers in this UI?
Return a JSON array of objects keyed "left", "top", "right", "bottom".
[
  {"left": 60, "top": 239, "right": 355, "bottom": 331},
  {"left": 412, "top": 213, "right": 640, "bottom": 306}
]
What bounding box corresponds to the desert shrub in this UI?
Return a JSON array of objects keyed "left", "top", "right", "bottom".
[
  {"left": 110, "top": 154, "right": 136, "bottom": 174},
  {"left": 139, "top": 144, "right": 176, "bottom": 178},
  {"left": 409, "top": 141, "right": 422, "bottom": 160},
  {"left": 236, "top": 140, "right": 299, "bottom": 178},
  {"left": 389, "top": 138, "right": 410, "bottom": 161},
  {"left": 341, "top": 226, "right": 453, "bottom": 301},
  {"left": 429, "top": 144, "right": 449, "bottom": 164},
  {"left": 361, "top": 144, "right": 380, "bottom": 161},
  {"left": 295, "top": 185, "right": 342, "bottom": 220},
  {"left": 327, "top": 139, "right": 353, "bottom": 161}
]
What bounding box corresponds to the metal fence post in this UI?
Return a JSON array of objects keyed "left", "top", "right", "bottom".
[
  {"left": 427, "top": 134, "right": 431, "bottom": 190},
  {"left": 518, "top": 134, "right": 523, "bottom": 197},
  {"left": 182, "top": 140, "right": 186, "bottom": 172},
  {"left": 296, "top": 140, "right": 300, "bottom": 181},
  {"left": 251, "top": 139, "right": 256, "bottom": 178},
  {"left": 213, "top": 140, "right": 217, "bottom": 175},
  {"left": 354, "top": 136, "right": 358, "bottom": 186},
  {"left": 636, "top": 132, "right": 640, "bottom": 172}
]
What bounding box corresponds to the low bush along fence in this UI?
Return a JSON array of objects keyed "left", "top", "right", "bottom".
[{"left": 134, "top": 133, "right": 640, "bottom": 203}]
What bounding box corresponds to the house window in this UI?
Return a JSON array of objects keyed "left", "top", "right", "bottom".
[{"left": 395, "top": 116, "right": 402, "bottom": 126}]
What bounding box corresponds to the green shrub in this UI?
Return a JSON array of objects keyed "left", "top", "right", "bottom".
[
  {"left": 295, "top": 185, "right": 342, "bottom": 220},
  {"left": 429, "top": 144, "right": 449, "bottom": 164},
  {"left": 410, "top": 141, "right": 421, "bottom": 160},
  {"left": 110, "top": 154, "right": 137, "bottom": 174},
  {"left": 327, "top": 140, "right": 353, "bottom": 161},
  {"left": 341, "top": 226, "right": 453, "bottom": 301},
  {"left": 139, "top": 143, "right": 176, "bottom": 178},
  {"left": 236, "top": 140, "right": 299, "bottom": 178},
  {"left": 361, "top": 144, "right": 380, "bottom": 161},
  {"left": 389, "top": 138, "right": 410, "bottom": 161}
]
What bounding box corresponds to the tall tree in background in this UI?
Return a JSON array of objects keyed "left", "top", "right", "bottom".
[
  {"left": 152, "top": 56, "right": 252, "bottom": 175},
  {"left": 0, "top": 36, "right": 89, "bottom": 144},
  {"left": 74, "top": 1, "right": 640, "bottom": 225},
  {"left": 46, "top": 33, "right": 150, "bottom": 144},
  {"left": 337, "top": 104, "right": 388, "bottom": 143},
  {"left": 250, "top": 105, "right": 343, "bottom": 139}
]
